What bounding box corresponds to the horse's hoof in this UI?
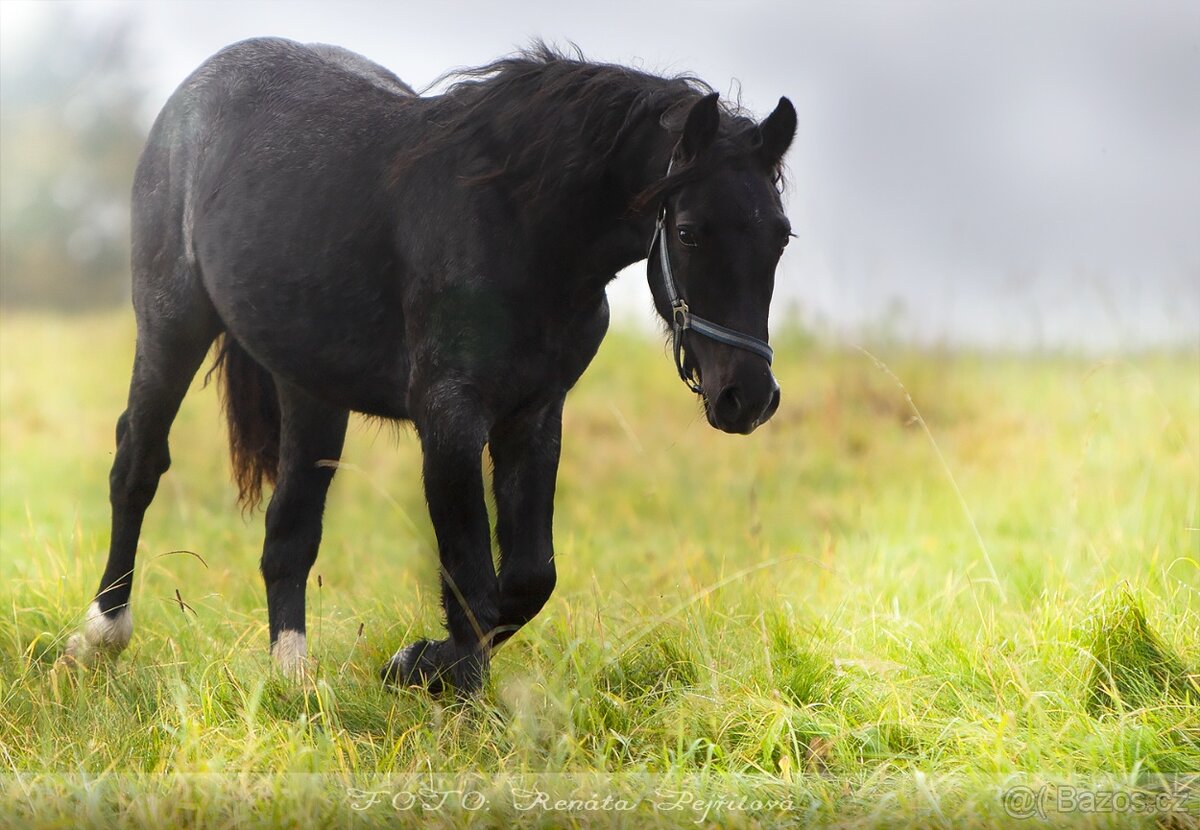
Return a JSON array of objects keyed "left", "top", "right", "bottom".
[
  {"left": 63, "top": 602, "right": 132, "bottom": 666},
  {"left": 381, "top": 639, "right": 449, "bottom": 695},
  {"left": 57, "top": 639, "right": 86, "bottom": 670},
  {"left": 381, "top": 638, "right": 489, "bottom": 697}
]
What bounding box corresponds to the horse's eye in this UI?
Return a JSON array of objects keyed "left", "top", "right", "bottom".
[{"left": 677, "top": 227, "right": 698, "bottom": 248}]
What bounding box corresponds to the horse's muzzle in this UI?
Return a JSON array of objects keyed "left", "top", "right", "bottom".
[{"left": 708, "top": 377, "right": 781, "bottom": 435}]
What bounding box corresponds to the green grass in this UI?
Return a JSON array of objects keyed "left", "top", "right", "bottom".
[{"left": 1, "top": 311, "right": 1197, "bottom": 828}]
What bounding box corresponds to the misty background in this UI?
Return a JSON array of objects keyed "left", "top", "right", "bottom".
[{"left": 1, "top": 0, "right": 1197, "bottom": 350}]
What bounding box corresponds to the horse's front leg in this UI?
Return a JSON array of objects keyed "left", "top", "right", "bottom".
[
  {"left": 488, "top": 396, "right": 564, "bottom": 649},
  {"left": 381, "top": 385, "right": 498, "bottom": 696}
]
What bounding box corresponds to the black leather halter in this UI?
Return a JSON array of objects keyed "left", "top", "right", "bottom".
[{"left": 648, "top": 159, "right": 775, "bottom": 394}]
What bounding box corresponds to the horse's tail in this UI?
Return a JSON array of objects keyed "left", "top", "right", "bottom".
[{"left": 206, "top": 334, "right": 280, "bottom": 511}]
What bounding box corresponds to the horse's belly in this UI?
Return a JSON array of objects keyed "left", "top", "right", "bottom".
[
  {"left": 243, "top": 324, "right": 411, "bottom": 418},
  {"left": 201, "top": 266, "right": 412, "bottom": 418},
  {"left": 267, "top": 336, "right": 411, "bottom": 419}
]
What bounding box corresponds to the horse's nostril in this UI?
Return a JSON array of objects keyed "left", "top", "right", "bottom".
[
  {"left": 716, "top": 386, "right": 744, "bottom": 423},
  {"left": 765, "top": 384, "right": 781, "bottom": 420}
]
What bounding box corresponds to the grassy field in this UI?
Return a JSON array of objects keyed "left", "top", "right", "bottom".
[{"left": 1, "top": 311, "right": 1197, "bottom": 828}]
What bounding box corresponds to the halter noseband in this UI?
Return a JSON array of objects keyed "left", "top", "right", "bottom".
[{"left": 648, "top": 158, "right": 775, "bottom": 394}]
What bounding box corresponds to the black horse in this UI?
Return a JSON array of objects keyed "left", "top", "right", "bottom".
[{"left": 65, "top": 38, "right": 796, "bottom": 695}]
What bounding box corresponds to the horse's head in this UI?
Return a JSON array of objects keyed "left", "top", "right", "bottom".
[{"left": 646, "top": 92, "right": 797, "bottom": 435}]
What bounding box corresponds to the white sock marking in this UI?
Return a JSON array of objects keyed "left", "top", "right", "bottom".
[
  {"left": 64, "top": 600, "right": 132, "bottom": 664},
  {"left": 271, "top": 629, "right": 308, "bottom": 676}
]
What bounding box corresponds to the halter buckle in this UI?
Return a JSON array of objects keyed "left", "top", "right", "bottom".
[{"left": 672, "top": 301, "right": 689, "bottom": 329}]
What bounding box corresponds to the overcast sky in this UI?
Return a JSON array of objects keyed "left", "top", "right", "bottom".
[{"left": 4, "top": 0, "right": 1198, "bottom": 349}]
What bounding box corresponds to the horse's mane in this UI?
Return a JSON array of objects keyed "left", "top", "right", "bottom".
[{"left": 393, "top": 43, "right": 775, "bottom": 215}]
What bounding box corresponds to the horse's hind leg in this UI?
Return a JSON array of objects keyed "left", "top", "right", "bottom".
[
  {"left": 65, "top": 294, "right": 218, "bottom": 664},
  {"left": 260, "top": 382, "right": 348, "bottom": 676}
]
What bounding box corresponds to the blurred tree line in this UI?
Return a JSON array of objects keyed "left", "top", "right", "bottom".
[{"left": 1, "top": 9, "right": 146, "bottom": 309}]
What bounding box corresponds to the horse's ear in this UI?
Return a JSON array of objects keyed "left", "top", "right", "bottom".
[
  {"left": 758, "top": 96, "right": 797, "bottom": 165},
  {"left": 679, "top": 92, "right": 720, "bottom": 161}
]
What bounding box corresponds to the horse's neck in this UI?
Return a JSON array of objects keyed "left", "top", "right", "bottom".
[{"left": 535, "top": 116, "right": 674, "bottom": 281}]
